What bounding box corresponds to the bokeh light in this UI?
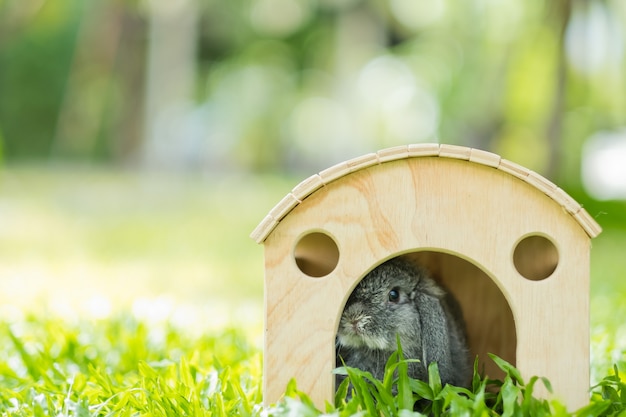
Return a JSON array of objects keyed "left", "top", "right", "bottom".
[{"left": 582, "top": 130, "right": 626, "bottom": 201}]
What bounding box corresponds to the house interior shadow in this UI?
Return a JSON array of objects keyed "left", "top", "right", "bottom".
[{"left": 400, "top": 251, "right": 517, "bottom": 381}]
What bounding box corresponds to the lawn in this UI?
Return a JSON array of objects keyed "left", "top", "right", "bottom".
[
  {"left": 0, "top": 165, "right": 624, "bottom": 415},
  {"left": 0, "top": 165, "right": 283, "bottom": 322}
]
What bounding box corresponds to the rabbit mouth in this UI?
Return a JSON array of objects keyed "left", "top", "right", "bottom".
[
  {"left": 338, "top": 306, "right": 395, "bottom": 350},
  {"left": 338, "top": 316, "right": 391, "bottom": 350},
  {"left": 337, "top": 332, "right": 391, "bottom": 350}
]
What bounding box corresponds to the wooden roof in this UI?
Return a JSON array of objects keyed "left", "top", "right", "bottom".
[{"left": 250, "top": 143, "right": 602, "bottom": 243}]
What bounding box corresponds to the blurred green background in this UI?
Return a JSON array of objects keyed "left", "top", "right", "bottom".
[{"left": 0, "top": 0, "right": 625, "bottom": 378}]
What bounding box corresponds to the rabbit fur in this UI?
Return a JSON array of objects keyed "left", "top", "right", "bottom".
[{"left": 336, "top": 258, "right": 471, "bottom": 390}]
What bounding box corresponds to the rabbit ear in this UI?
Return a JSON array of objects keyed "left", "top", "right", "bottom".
[
  {"left": 416, "top": 274, "right": 446, "bottom": 298},
  {"left": 414, "top": 292, "right": 453, "bottom": 376}
]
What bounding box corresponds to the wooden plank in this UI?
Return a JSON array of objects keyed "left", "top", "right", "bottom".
[
  {"left": 498, "top": 159, "right": 530, "bottom": 180},
  {"left": 526, "top": 171, "right": 558, "bottom": 199},
  {"left": 377, "top": 145, "right": 409, "bottom": 162},
  {"left": 292, "top": 174, "right": 324, "bottom": 201},
  {"left": 319, "top": 161, "right": 350, "bottom": 184},
  {"left": 553, "top": 188, "right": 582, "bottom": 215},
  {"left": 574, "top": 209, "right": 603, "bottom": 238},
  {"left": 439, "top": 144, "right": 471, "bottom": 160},
  {"left": 408, "top": 143, "right": 440, "bottom": 157},
  {"left": 346, "top": 153, "right": 379, "bottom": 173},
  {"left": 268, "top": 193, "right": 300, "bottom": 222},
  {"left": 249, "top": 215, "right": 278, "bottom": 243},
  {"left": 469, "top": 148, "right": 501, "bottom": 168}
]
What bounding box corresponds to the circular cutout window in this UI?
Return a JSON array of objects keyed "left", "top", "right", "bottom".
[
  {"left": 294, "top": 231, "right": 340, "bottom": 277},
  {"left": 513, "top": 235, "right": 559, "bottom": 281}
]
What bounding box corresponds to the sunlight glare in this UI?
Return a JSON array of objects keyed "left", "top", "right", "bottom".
[
  {"left": 582, "top": 130, "right": 626, "bottom": 200},
  {"left": 565, "top": 1, "right": 624, "bottom": 76}
]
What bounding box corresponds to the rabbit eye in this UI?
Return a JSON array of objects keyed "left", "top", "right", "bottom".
[{"left": 388, "top": 288, "right": 400, "bottom": 303}]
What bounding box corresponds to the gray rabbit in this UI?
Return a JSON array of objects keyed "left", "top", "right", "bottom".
[{"left": 336, "top": 258, "right": 471, "bottom": 391}]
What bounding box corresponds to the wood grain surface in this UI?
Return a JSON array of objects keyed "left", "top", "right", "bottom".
[{"left": 258, "top": 149, "right": 597, "bottom": 410}]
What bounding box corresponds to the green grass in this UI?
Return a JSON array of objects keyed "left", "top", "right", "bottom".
[
  {"left": 0, "top": 165, "right": 625, "bottom": 415},
  {"left": 0, "top": 316, "right": 624, "bottom": 416},
  {"left": 0, "top": 315, "right": 263, "bottom": 415}
]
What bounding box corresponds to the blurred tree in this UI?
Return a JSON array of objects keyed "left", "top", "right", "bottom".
[
  {"left": 141, "top": 0, "right": 199, "bottom": 169},
  {"left": 51, "top": 0, "right": 147, "bottom": 164},
  {"left": 0, "top": 0, "right": 81, "bottom": 158},
  {"left": 0, "top": 0, "right": 624, "bottom": 191},
  {"left": 543, "top": 0, "right": 572, "bottom": 182},
  {"left": 0, "top": 0, "right": 147, "bottom": 163}
]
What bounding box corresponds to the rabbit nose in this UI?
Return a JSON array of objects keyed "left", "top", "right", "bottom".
[
  {"left": 349, "top": 318, "right": 361, "bottom": 333},
  {"left": 341, "top": 315, "right": 359, "bottom": 331},
  {"left": 347, "top": 314, "right": 369, "bottom": 334}
]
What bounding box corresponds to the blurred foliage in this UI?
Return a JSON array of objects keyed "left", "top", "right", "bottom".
[
  {"left": 0, "top": 0, "right": 82, "bottom": 158},
  {"left": 0, "top": 0, "right": 624, "bottom": 187}
]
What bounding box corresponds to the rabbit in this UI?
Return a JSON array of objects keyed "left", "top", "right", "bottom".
[{"left": 336, "top": 257, "right": 471, "bottom": 392}]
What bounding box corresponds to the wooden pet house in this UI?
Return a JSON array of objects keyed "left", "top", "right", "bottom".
[{"left": 250, "top": 143, "right": 601, "bottom": 410}]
